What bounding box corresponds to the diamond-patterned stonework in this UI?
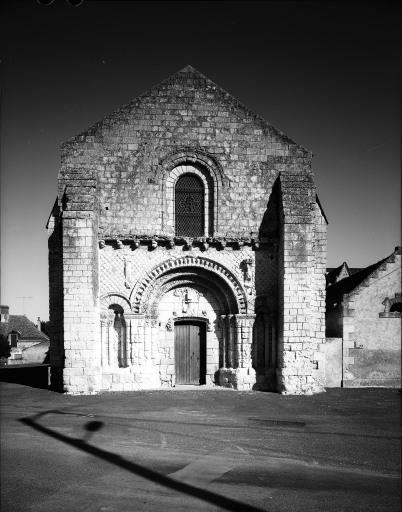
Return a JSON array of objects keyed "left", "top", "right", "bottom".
[
  {"left": 49, "top": 66, "right": 327, "bottom": 395},
  {"left": 99, "top": 245, "right": 261, "bottom": 313}
]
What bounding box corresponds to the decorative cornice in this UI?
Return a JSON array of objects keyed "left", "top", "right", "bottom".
[{"left": 98, "top": 234, "right": 278, "bottom": 250}]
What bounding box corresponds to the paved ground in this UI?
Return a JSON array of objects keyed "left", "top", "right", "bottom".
[{"left": 0, "top": 382, "right": 400, "bottom": 512}]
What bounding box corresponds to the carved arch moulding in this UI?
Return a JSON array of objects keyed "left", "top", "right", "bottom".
[
  {"left": 159, "top": 149, "right": 229, "bottom": 236},
  {"left": 100, "top": 293, "right": 131, "bottom": 313},
  {"left": 129, "top": 255, "right": 248, "bottom": 315},
  {"left": 158, "top": 147, "right": 228, "bottom": 186},
  {"left": 144, "top": 275, "right": 230, "bottom": 319}
]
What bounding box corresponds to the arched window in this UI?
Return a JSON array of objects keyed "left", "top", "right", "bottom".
[
  {"left": 380, "top": 294, "right": 402, "bottom": 317},
  {"left": 109, "top": 304, "right": 127, "bottom": 368},
  {"left": 175, "top": 173, "right": 205, "bottom": 237}
]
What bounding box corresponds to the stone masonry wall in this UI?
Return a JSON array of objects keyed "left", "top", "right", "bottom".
[
  {"left": 97, "top": 243, "right": 274, "bottom": 391},
  {"left": 312, "top": 201, "right": 328, "bottom": 388},
  {"left": 342, "top": 250, "right": 401, "bottom": 387},
  {"left": 52, "top": 66, "right": 327, "bottom": 394},
  {"left": 59, "top": 67, "right": 311, "bottom": 241},
  {"left": 277, "top": 172, "right": 326, "bottom": 394},
  {"left": 60, "top": 168, "right": 101, "bottom": 394},
  {"left": 47, "top": 202, "right": 64, "bottom": 389}
]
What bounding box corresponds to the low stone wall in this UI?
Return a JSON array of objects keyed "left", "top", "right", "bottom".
[
  {"left": 322, "top": 338, "right": 401, "bottom": 388},
  {"left": 320, "top": 337, "right": 343, "bottom": 388},
  {"left": 344, "top": 348, "right": 401, "bottom": 388}
]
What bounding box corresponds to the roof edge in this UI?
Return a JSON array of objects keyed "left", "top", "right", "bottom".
[{"left": 61, "top": 65, "right": 312, "bottom": 155}]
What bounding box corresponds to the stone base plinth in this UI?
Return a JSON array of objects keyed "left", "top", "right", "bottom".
[
  {"left": 217, "top": 367, "right": 256, "bottom": 390},
  {"left": 276, "top": 369, "right": 326, "bottom": 395},
  {"left": 253, "top": 370, "right": 277, "bottom": 391}
]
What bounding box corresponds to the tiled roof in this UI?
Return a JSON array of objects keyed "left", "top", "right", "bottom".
[
  {"left": 0, "top": 316, "right": 49, "bottom": 342},
  {"left": 326, "top": 251, "right": 396, "bottom": 306},
  {"left": 326, "top": 266, "right": 363, "bottom": 279},
  {"left": 348, "top": 268, "right": 363, "bottom": 275}
]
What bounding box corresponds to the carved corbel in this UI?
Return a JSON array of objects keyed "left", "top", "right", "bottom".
[
  {"left": 200, "top": 238, "right": 209, "bottom": 251},
  {"left": 219, "top": 238, "right": 227, "bottom": 250},
  {"left": 251, "top": 238, "right": 260, "bottom": 250},
  {"left": 99, "top": 239, "right": 105, "bottom": 249}
]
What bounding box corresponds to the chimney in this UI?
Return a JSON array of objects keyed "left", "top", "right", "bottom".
[
  {"left": 36, "top": 317, "right": 41, "bottom": 331},
  {"left": 0, "top": 305, "right": 9, "bottom": 324}
]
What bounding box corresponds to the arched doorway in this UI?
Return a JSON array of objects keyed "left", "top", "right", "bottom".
[
  {"left": 129, "top": 256, "right": 256, "bottom": 389},
  {"left": 174, "top": 320, "right": 207, "bottom": 385}
]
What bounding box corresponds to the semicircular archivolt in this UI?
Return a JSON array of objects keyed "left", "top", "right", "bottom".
[
  {"left": 146, "top": 276, "right": 230, "bottom": 318},
  {"left": 100, "top": 293, "right": 131, "bottom": 312},
  {"left": 130, "top": 256, "right": 247, "bottom": 315}
]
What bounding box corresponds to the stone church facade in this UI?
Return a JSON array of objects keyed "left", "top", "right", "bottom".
[{"left": 47, "top": 66, "right": 327, "bottom": 395}]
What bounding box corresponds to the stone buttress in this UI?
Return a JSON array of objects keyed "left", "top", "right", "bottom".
[{"left": 47, "top": 66, "right": 327, "bottom": 394}]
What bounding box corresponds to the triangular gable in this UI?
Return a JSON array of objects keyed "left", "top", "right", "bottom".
[
  {"left": 337, "top": 262, "right": 350, "bottom": 282},
  {"left": 326, "top": 262, "right": 350, "bottom": 287},
  {"left": 326, "top": 248, "right": 399, "bottom": 304},
  {"left": 63, "top": 65, "right": 310, "bottom": 155}
]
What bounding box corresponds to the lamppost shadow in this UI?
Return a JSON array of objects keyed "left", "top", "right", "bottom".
[{"left": 20, "top": 410, "right": 266, "bottom": 512}]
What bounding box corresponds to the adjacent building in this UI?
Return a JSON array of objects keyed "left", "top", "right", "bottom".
[
  {"left": 324, "top": 247, "right": 401, "bottom": 387},
  {"left": 0, "top": 306, "right": 49, "bottom": 365}
]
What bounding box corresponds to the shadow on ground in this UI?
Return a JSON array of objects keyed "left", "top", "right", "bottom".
[
  {"left": 20, "top": 410, "right": 266, "bottom": 512},
  {"left": 0, "top": 364, "right": 50, "bottom": 390}
]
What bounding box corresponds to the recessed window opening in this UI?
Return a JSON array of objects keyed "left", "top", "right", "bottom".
[
  {"left": 175, "top": 173, "right": 205, "bottom": 237},
  {"left": 390, "top": 302, "right": 402, "bottom": 313},
  {"left": 108, "top": 304, "right": 127, "bottom": 367}
]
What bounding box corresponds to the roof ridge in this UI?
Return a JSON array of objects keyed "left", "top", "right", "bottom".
[{"left": 327, "top": 249, "right": 399, "bottom": 301}]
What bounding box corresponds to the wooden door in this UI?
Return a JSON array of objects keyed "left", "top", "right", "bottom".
[{"left": 175, "top": 323, "right": 202, "bottom": 384}]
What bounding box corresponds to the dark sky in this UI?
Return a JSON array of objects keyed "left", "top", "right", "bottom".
[{"left": 1, "top": 0, "right": 400, "bottom": 321}]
